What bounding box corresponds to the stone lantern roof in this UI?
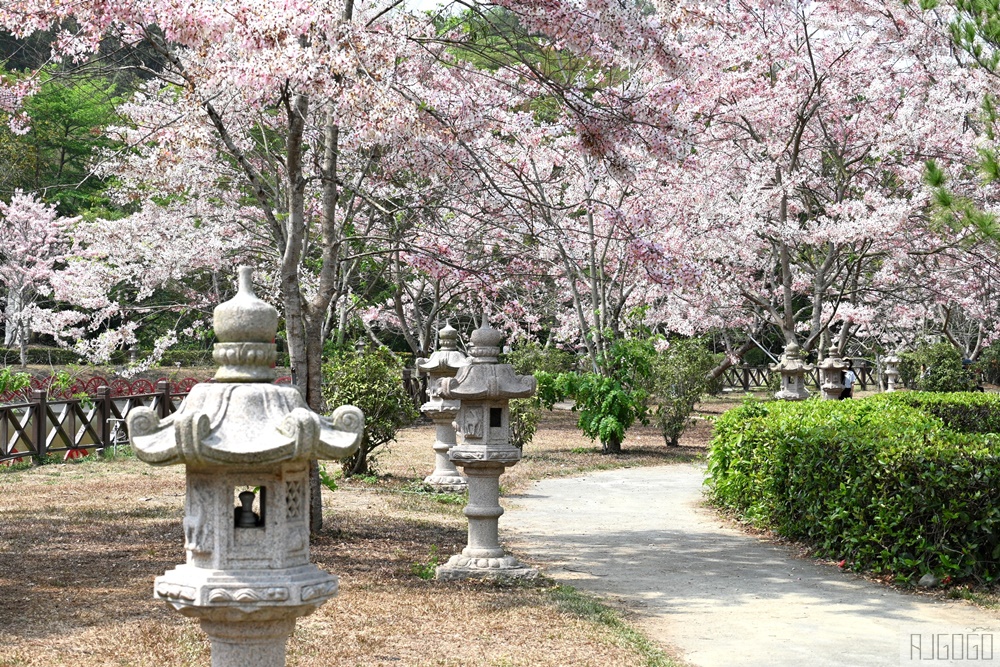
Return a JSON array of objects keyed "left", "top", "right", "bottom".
[
  {"left": 439, "top": 322, "right": 536, "bottom": 401},
  {"left": 770, "top": 343, "right": 814, "bottom": 374},
  {"left": 816, "top": 346, "right": 848, "bottom": 372},
  {"left": 128, "top": 266, "right": 363, "bottom": 469},
  {"left": 416, "top": 323, "right": 469, "bottom": 375}
]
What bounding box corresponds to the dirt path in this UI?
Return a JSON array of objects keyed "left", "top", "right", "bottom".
[{"left": 506, "top": 464, "right": 1000, "bottom": 667}]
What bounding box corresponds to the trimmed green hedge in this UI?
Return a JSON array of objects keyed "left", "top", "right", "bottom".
[
  {"left": 708, "top": 396, "right": 1000, "bottom": 582},
  {"left": 867, "top": 391, "right": 1000, "bottom": 434},
  {"left": 0, "top": 346, "right": 84, "bottom": 365}
]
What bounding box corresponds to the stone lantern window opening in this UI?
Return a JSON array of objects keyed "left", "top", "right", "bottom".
[{"left": 234, "top": 485, "right": 265, "bottom": 529}]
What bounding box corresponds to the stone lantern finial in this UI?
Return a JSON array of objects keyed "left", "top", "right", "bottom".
[
  {"left": 126, "top": 267, "right": 364, "bottom": 667},
  {"left": 212, "top": 266, "right": 279, "bottom": 383},
  {"left": 438, "top": 322, "right": 459, "bottom": 351},
  {"left": 469, "top": 320, "right": 503, "bottom": 364}
]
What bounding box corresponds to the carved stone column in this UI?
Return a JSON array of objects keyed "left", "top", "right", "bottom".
[
  {"left": 435, "top": 321, "right": 537, "bottom": 581},
  {"left": 817, "top": 345, "right": 848, "bottom": 401},
  {"left": 770, "top": 343, "right": 813, "bottom": 401},
  {"left": 416, "top": 324, "right": 469, "bottom": 492},
  {"left": 127, "top": 267, "right": 364, "bottom": 667}
]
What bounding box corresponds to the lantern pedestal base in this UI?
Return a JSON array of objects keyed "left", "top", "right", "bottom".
[
  {"left": 435, "top": 553, "right": 537, "bottom": 581},
  {"left": 423, "top": 473, "right": 468, "bottom": 492},
  {"left": 202, "top": 619, "right": 295, "bottom": 667}
]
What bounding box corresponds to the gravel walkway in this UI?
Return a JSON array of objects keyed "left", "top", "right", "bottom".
[{"left": 505, "top": 464, "right": 1000, "bottom": 667}]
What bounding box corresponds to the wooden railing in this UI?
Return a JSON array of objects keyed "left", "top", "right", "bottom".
[
  {"left": 717, "top": 365, "right": 878, "bottom": 392},
  {"left": 0, "top": 368, "right": 434, "bottom": 465},
  {"left": 0, "top": 375, "right": 203, "bottom": 404},
  {"left": 1, "top": 381, "right": 187, "bottom": 465}
]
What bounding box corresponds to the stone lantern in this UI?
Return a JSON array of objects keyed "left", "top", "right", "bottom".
[
  {"left": 435, "top": 321, "right": 537, "bottom": 581},
  {"left": 770, "top": 342, "right": 813, "bottom": 401},
  {"left": 885, "top": 353, "right": 902, "bottom": 392},
  {"left": 126, "top": 267, "right": 364, "bottom": 667},
  {"left": 416, "top": 323, "right": 470, "bottom": 491},
  {"left": 817, "top": 345, "right": 849, "bottom": 401}
]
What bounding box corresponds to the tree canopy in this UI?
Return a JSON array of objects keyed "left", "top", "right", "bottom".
[{"left": 0, "top": 0, "right": 997, "bottom": 381}]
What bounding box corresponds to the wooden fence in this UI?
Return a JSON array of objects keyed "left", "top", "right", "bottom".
[
  {"left": 0, "top": 381, "right": 188, "bottom": 465},
  {"left": 0, "top": 375, "right": 203, "bottom": 404},
  {"left": 1, "top": 370, "right": 430, "bottom": 466},
  {"left": 717, "top": 365, "right": 878, "bottom": 392}
]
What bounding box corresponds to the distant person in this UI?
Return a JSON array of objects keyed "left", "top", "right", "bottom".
[{"left": 840, "top": 362, "right": 856, "bottom": 400}]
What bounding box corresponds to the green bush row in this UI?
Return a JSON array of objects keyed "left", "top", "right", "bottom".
[
  {"left": 867, "top": 391, "right": 1000, "bottom": 434},
  {"left": 0, "top": 346, "right": 84, "bottom": 365},
  {"left": 708, "top": 396, "right": 1000, "bottom": 583}
]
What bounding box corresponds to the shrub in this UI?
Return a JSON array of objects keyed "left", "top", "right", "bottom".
[
  {"left": 0, "top": 368, "right": 31, "bottom": 396},
  {"left": 502, "top": 342, "right": 570, "bottom": 448},
  {"left": 502, "top": 342, "right": 578, "bottom": 375},
  {"left": 322, "top": 347, "right": 420, "bottom": 476},
  {"left": 537, "top": 338, "right": 654, "bottom": 454},
  {"left": 708, "top": 396, "right": 1000, "bottom": 582},
  {"left": 0, "top": 346, "right": 83, "bottom": 365},
  {"left": 980, "top": 341, "right": 1000, "bottom": 385},
  {"left": 159, "top": 349, "right": 214, "bottom": 366},
  {"left": 900, "top": 343, "right": 977, "bottom": 392},
  {"left": 508, "top": 398, "right": 540, "bottom": 449},
  {"left": 868, "top": 391, "right": 1000, "bottom": 434},
  {"left": 651, "top": 338, "right": 716, "bottom": 446}
]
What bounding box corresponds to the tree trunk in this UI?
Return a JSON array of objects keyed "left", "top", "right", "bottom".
[
  {"left": 3, "top": 286, "right": 20, "bottom": 347},
  {"left": 342, "top": 438, "right": 370, "bottom": 477},
  {"left": 707, "top": 340, "right": 755, "bottom": 381},
  {"left": 19, "top": 320, "right": 27, "bottom": 368},
  {"left": 602, "top": 434, "right": 622, "bottom": 455}
]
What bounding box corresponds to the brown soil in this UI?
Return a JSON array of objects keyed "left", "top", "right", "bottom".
[{"left": 0, "top": 405, "right": 717, "bottom": 667}]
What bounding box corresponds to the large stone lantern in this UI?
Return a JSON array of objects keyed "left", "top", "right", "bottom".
[
  {"left": 416, "top": 323, "right": 470, "bottom": 491},
  {"left": 817, "top": 345, "right": 848, "bottom": 401},
  {"left": 126, "top": 267, "right": 364, "bottom": 667},
  {"left": 884, "top": 353, "right": 901, "bottom": 392},
  {"left": 771, "top": 343, "right": 813, "bottom": 401},
  {"left": 435, "top": 321, "right": 537, "bottom": 581}
]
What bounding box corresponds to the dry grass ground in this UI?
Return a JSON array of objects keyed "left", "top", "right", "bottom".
[{"left": 0, "top": 403, "right": 727, "bottom": 667}]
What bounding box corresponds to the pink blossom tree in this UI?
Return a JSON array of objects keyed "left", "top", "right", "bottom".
[
  {"left": 656, "top": 0, "right": 986, "bottom": 360},
  {"left": 0, "top": 190, "right": 77, "bottom": 365}
]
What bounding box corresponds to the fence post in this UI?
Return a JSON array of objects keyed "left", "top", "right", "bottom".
[
  {"left": 742, "top": 366, "right": 750, "bottom": 392},
  {"left": 157, "top": 381, "right": 171, "bottom": 419},
  {"left": 32, "top": 389, "right": 47, "bottom": 463},
  {"left": 96, "top": 386, "right": 113, "bottom": 452},
  {"left": 402, "top": 368, "right": 413, "bottom": 408},
  {"left": 419, "top": 373, "right": 429, "bottom": 406}
]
